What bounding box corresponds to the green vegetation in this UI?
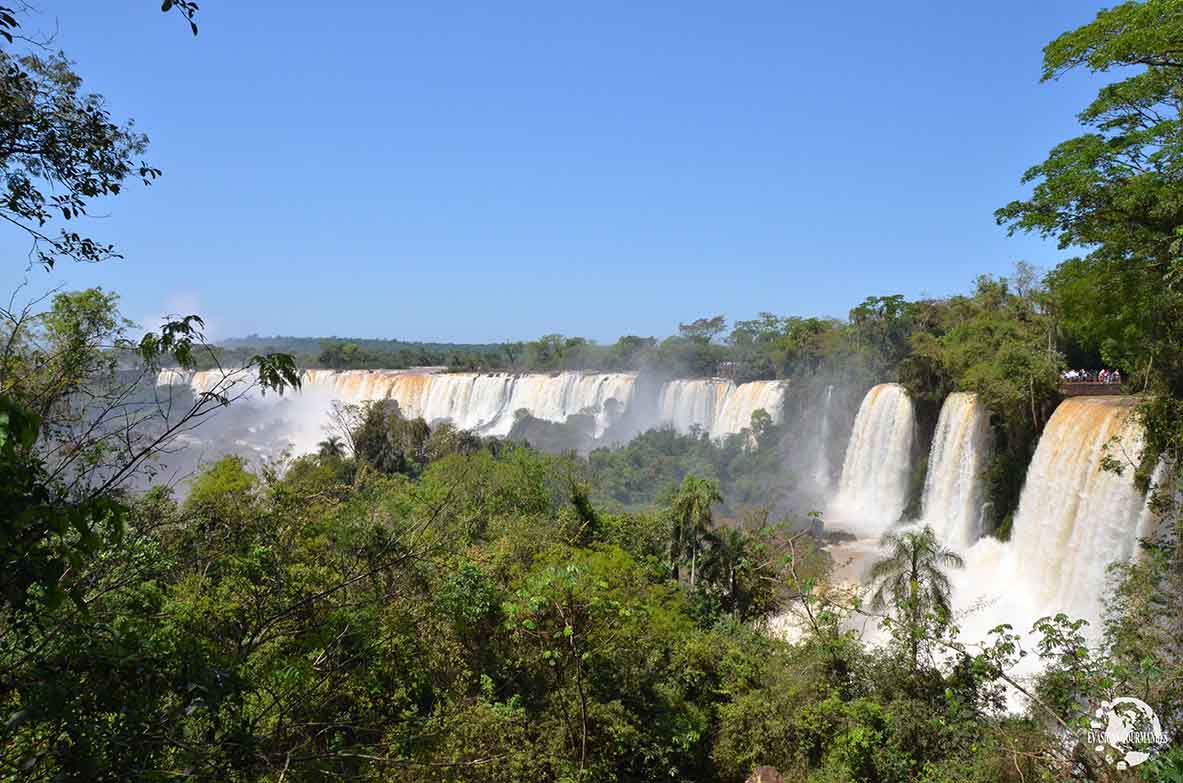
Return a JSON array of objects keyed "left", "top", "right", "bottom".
[
  {"left": 868, "top": 526, "right": 964, "bottom": 672},
  {"left": 585, "top": 414, "right": 793, "bottom": 512},
  {"left": 224, "top": 335, "right": 510, "bottom": 372},
  {"left": 0, "top": 1, "right": 1182, "bottom": 782},
  {"left": 3, "top": 396, "right": 1179, "bottom": 781}
]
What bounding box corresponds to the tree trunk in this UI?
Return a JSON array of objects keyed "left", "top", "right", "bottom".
[
  {"left": 1029, "top": 375, "right": 1038, "bottom": 430},
  {"left": 910, "top": 552, "right": 920, "bottom": 672},
  {"left": 731, "top": 568, "right": 738, "bottom": 619},
  {"left": 670, "top": 520, "right": 682, "bottom": 582}
]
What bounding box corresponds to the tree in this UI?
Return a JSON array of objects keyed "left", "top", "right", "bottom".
[
  {"left": 727, "top": 314, "right": 785, "bottom": 381},
  {"left": 848, "top": 295, "right": 915, "bottom": 373},
  {"left": 868, "top": 525, "right": 964, "bottom": 670},
  {"left": 701, "top": 525, "right": 755, "bottom": 620},
  {"left": 1, "top": 288, "right": 128, "bottom": 418},
  {"left": 929, "top": 274, "right": 1063, "bottom": 529},
  {"left": 0, "top": 288, "right": 298, "bottom": 616},
  {"left": 524, "top": 333, "right": 589, "bottom": 370},
  {"left": 502, "top": 340, "right": 525, "bottom": 369},
  {"left": 678, "top": 315, "right": 727, "bottom": 344},
  {"left": 996, "top": 0, "right": 1183, "bottom": 396},
  {"left": 0, "top": 11, "right": 161, "bottom": 269},
  {"left": 160, "top": 0, "right": 202, "bottom": 36},
  {"left": 318, "top": 340, "right": 346, "bottom": 368},
  {"left": 347, "top": 399, "right": 435, "bottom": 476},
  {"left": 605, "top": 334, "right": 656, "bottom": 371},
  {"left": 502, "top": 547, "right": 702, "bottom": 780},
  {"left": 669, "top": 475, "right": 723, "bottom": 588},
  {"left": 317, "top": 435, "right": 345, "bottom": 459},
  {"left": 726, "top": 314, "right": 846, "bottom": 381}
]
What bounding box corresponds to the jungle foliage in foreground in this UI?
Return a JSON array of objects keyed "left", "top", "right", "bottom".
[{"left": 0, "top": 413, "right": 1179, "bottom": 782}]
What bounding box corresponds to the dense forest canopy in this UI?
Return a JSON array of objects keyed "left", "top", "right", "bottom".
[{"left": 0, "top": 2, "right": 1181, "bottom": 782}]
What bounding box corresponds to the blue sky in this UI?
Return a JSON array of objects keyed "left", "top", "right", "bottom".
[{"left": 2, "top": 1, "right": 1113, "bottom": 343}]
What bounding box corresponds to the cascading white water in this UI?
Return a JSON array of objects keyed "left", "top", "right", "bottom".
[
  {"left": 163, "top": 369, "right": 641, "bottom": 438},
  {"left": 920, "top": 392, "right": 991, "bottom": 548},
  {"left": 712, "top": 381, "right": 787, "bottom": 438},
  {"left": 811, "top": 385, "right": 835, "bottom": 490},
  {"left": 827, "top": 395, "right": 1159, "bottom": 634},
  {"left": 298, "top": 370, "right": 639, "bottom": 438},
  {"left": 657, "top": 379, "right": 786, "bottom": 438},
  {"left": 417, "top": 374, "right": 514, "bottom": 433},
  {"left": 1135, "top": 460, "right": 1174, "bottom": 543},
  {"left": 155, "top": 368, "right": 192, "bottom": 387},
  {"left": 303, "top": 369, "right": 435, "bottom": 410},
  {"left": 658, "top": 379, "right": 734, "bottom": 435},
  {"left": 164, "top": 368, "right": 254, "bottom": 396},
  {"left": 1004, "top": 396, "right": 1148, "bottom": 623},
  {"left": 936, "top": 396, "right": 1157, "bottom": 664},
  {"left": 829, "top": 383, "right": 915, "bottom": 537},
  {"left": 503, "top": 373, "right": 638, "bottom": 437},
  {"left": 160, "top": 369, "right": 786, "bottom": 446},
  {"left": 818, "top": 394, "right": 1160, "bottom": 693}
]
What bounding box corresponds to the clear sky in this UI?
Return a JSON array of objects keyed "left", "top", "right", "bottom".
[{"left": 2, "top": 1, "right": 1114, "bottom": 343}]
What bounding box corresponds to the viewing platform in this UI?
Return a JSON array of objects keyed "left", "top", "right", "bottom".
[{"left": 1060, "top": 381, "right": 1122, "bottom": 397}]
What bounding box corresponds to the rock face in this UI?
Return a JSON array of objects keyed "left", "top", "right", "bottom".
[{"left": 745, "top": 766, "right": 785, "bottom": 783}]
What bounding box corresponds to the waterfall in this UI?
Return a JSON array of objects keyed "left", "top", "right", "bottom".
[
  {"left": 657, "top": 379, "right": 786, "bottom": 438},
  {"left": 829, "top": 383, "right": 915, "bottom": 537},
  {"left": 303, "top": 370, "right": 639, "bottom": 437},
  {"left": 304, "top": 369, "right": 434, "bottom": 410},
  {"left": 944, "top": 395, "right": 1155, "bottom": 663},
  {"left": 160, "top": 368, "right": 787, "bottom": 446},
  {"left": 811, "top": 384, "right": 835, "bottom": 490},
  {"left": 417, "top": 374, "right": 515, "bottom": 433},
  {"left": 502, "top": 373, "right": 638, "bottom": 437},
  {"left": 160, "top": 368, "right": 638, "bottom": 439},
  {"left": 920, "top": 392, "right": 992, "bottom": 548},
  {"left": 658, "top": 379, "right": 734, "bottom": 434},
  {"left": 1006, "top": 396, "right": 1148, "bottom": 622},
  {"left": 162, "top": 368, "right": 253, "bottom": 396},
  {"left": 712, "top": 381, "right": 787, "bottom": 438},
  {"left": 155, "top": 368, "right": 192, "bottom": 387},
  {"left": 1136, "top": 460, "right": 1174, "bottom": 543}
]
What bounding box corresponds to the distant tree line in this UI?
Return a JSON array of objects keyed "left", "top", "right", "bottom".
[{"left": 204, "top": 278, "right": 1091, "bottom": 389}]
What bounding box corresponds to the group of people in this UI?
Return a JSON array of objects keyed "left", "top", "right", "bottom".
[{"left": 1061, "top": 368, "right": 1121, "bottom": 384}]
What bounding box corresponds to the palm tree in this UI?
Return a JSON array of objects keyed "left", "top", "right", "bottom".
[
  {"left": 669, "top": 476, "right": 723, "bottom": 588},
  {"left": 868, "top": 525, "right": 964, "bottom": 669},
  {"left": 701, "top": 526, "right": 750, "bottom": 618},
  {"left": 316, "top": 435, "right": 345, "bottom": 459}
]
